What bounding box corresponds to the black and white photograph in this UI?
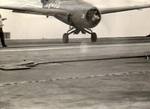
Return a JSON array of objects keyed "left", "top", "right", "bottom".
[{"left": 0, "top": 0, "right": 150, "bottom": 108}]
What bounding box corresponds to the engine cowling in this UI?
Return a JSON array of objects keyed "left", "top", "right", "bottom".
[{"left": 70, "top": 8, "right": 101, "bottom": 28}]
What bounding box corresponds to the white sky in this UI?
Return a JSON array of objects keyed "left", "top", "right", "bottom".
[{"left": 0, "top": 0, "right": 150, "bottom": 39}]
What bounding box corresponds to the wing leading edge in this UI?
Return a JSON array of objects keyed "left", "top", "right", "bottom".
[
  {"left": 100, "top": 4, "right": 150, "bottom": 14},
  {"left": 0, "top": 6, "right": 69, "bottom": 16}
]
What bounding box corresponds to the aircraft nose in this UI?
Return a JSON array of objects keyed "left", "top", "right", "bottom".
[{"left": 86, "top": 8, "right": 101, "bottom": 28}]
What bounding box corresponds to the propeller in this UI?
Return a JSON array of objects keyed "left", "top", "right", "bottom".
[{"left": 91, "top": 11, "right": 101, "bottom": 22}]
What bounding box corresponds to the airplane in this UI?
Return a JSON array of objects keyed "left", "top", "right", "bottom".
[{"left": 0, "top": 0, "right": 150, "bottom": 43}]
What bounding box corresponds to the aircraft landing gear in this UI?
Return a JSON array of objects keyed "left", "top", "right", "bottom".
[
  {"left": 91, "top": 32, "right": 97, "bottom": 42},
  {"left": 84, "top": 28, "right": 97, "bottom": 42},
  {"left": 62, "top": 27, "right": 77, "bottom": 43},
  {"left": 62, "top": 27, "right": 97, "bottom": 43},
  {"left": 63, "top": 33, "right": 69, "bottom": 43}
]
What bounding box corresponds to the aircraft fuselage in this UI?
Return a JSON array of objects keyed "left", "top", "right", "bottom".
[{"left": 43, "top": 0, "right": 101, "bottom": 29}]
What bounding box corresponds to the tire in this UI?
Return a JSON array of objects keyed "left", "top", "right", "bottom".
[
  {"left": 63, "top": 33, "right": 69, "bottom": 43},
  {"left": 91, "top": 33, "right": 97, "bottom": 42}
]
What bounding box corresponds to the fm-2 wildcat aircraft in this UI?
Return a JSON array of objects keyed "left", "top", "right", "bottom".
[{"left": 0, "top": 0, "right": 150, "bottom": 43}]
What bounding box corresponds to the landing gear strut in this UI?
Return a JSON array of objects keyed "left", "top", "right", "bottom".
[
  {"left": 62, "top": 27, "right": 97, "bottom": 43},
  {"left": 63, "top": 26, "right": 75, "bottom": 43},
  {"left": 84, "top": 28, "right": 97, "bottom": 42}
]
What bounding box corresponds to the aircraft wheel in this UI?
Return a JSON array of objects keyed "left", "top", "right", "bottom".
[
  {"left": 63, "top": 33, "right": 69, "bottom": 43},
  {"left": 91, "top": 32, "right": 97, "bottom": 42}
]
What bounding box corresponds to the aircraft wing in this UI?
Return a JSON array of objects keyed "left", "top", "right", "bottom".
[
  {"left": 100, "top": 4, "right": 150, "bottom": 14},
  {"left": 0, "top": 6, "right": 69, "bottom": 16}
]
